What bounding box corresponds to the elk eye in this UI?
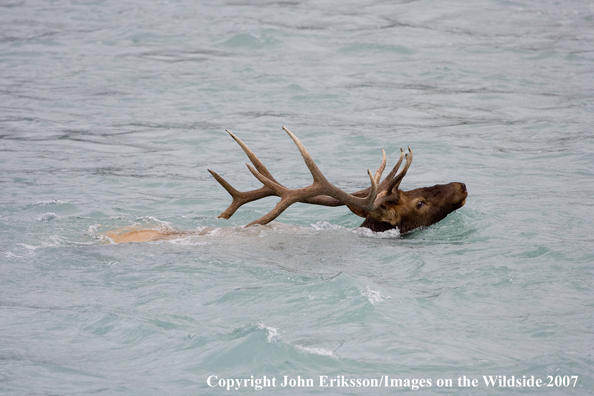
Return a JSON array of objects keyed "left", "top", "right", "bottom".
[{"left": 416, "top": 200, "right": 425, "bottom": 209}]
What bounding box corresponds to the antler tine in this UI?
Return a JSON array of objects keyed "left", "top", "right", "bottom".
[
  {"left": 282, "top": 126, "right": 378, "bottom": 211},
  {"left": 282, "top": 126, "right": 328, "bottom": 184},
  {"left": 226, "top": 129, "right": 279, "bottom": 183},
  {"left": 366, "top": 168, "right": 379, "bottom": 208},
  {"left": 207, "top": 168, "right": 240, "bottom": 198},
  {"left": 246, "top": 163, "right": 288, "bottom": 195},
  {"left": 378, "top": 148, "right": 405, "bottom": 191},
  {"left": 208, "top": 169, "right": 276, "bottom": 219},
  {"left": 347, "top": 148, "right": 403, "bottom": 199},
  {"left": 208, "top": 130, "right": 284, "bottom": 219},
  {"left": 374, "top": 149, "right": 386, "bottom": 184},
  {"left": 385, "top": 147, "right": 413, "bottom": 195}
]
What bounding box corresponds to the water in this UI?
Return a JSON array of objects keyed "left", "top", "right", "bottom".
[{"left": 1, "top": 0, "right": 594, "bottom": 394}]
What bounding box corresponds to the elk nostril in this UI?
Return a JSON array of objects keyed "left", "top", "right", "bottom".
[{"left": 460, "top": 183, "right": 467, "bottom": 192}]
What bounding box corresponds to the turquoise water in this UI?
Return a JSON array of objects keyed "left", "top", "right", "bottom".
[{"left": 1, "top": 0, "right": 594, "bottom": 394}]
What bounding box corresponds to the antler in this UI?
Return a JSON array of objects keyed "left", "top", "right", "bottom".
[
  {"left": 207, "top": 129, "right": 345, "bottom": 219},
  {"left": 208, "top": 127, "right": 413, "bottom": 226}
]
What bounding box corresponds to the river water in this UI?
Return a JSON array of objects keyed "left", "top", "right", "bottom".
[{"left": 1, "top": 0, "right": 593, "bottom": 394}]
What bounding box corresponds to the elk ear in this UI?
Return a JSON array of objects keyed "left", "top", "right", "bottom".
[
  {"left": 377, "top": 192, "right": 406, "bottom": 226},
  {"left": 385, "top": 210, "right": 401, "bottom": 227},
  {"left": 382, "top": 189, "right": 403, "bottom": 205}
]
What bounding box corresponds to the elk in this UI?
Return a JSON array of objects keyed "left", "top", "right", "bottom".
[{"left": 105, "top": 127, "right": 467, "bottom": 243}]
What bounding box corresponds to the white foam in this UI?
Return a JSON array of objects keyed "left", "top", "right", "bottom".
[
  {"left": 361, "top": 286, "right": 389, "bottom": 305},
  {"left": 257, "top": 323, "right": 279, "bottom": 343},
  {"left": 295, "top": 345, "right": 337, "bottom": 358},
  {"left": 15, "top": 236, "right": 63, "bottom": 252},
  {"left": 311, "top": 221, "right": 400, "bottom": 239},
  {"left": 37, "top": 212, "right": 60, "bottom": 222},
  {"left": 309, "top": 221, "right": 347, "bottom": 231},
  {"left": 135, "top": 216, "right": 175, "bottom": 232},
  {"left": 34, "top": 200, "right": 64, "bottom": 206},
  {"left": 19, "top": 243, "right": 37, "bottom": 251},
  {"left": 165, "top": 236, "right": 209, "bottom": 246},
  {"left": 352, "top": 227, "right": 400, "bottom": 239}
]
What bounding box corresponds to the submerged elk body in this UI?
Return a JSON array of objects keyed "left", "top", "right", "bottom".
[
  {"left": 209, "top": 127, "right": 467, "bottom": 234},
  {"left": 106, "top": 127, "right": 467, "bottom": 243}
]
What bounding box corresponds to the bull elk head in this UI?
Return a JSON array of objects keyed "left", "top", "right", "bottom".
[{"left": 209, "top": 127, "right": 468, "bottom": 234}]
